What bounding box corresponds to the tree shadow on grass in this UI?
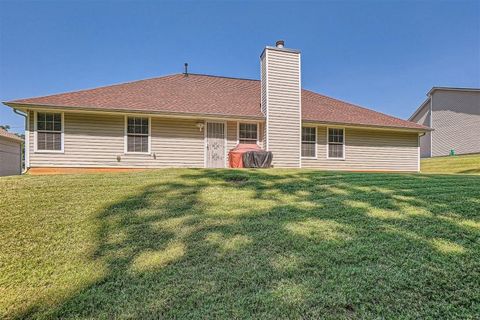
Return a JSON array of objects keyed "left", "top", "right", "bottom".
[{"left": 15, "top": 170, "right": 480, "bottom": 319}]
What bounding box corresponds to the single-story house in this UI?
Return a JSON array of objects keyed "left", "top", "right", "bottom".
[
  {"left": 0, "top": 128, "right": 23, "bottom": 176},
  {"left": 409, "top": 87, "right": 480, "bottom": 158},
  {"left": 3, "top": 41, "right": 430, "bottom": 172}
]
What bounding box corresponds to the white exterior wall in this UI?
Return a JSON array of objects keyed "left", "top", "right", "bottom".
[
  {"left": 301, "top": 126, "right": 419, "bottom": 172},
  {"left": 261, "top": 47, "right": 301, "bottom": 168},
  {"left": 431, "top": 90, "right": 480, "bottom": 157},
  {"left": 410, "top": 101, "right": 432, "bottom": 158},
  {"left": 28, "top": 111, "right": 205, "bottom": 168},
  {"left": 27, "top": 110, "right": 264, "bottom": 168},
  {"left": 0, "top": 137, "right": 22, "bottom": 176}
]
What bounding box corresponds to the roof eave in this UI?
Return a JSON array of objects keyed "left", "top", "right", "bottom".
[
  {"left": 4, "top": 102, "right": 431, "bottom": 132},
  {"left": 302, "top": 119, "right": 432, "bottom": 132},
  {"left": 427, "top": 86, "right": 480, "bottom": 96},
  {"left": 3, "top": 102, "right": 265, "bottom": 121},
  {"left": 408, "top": 97, "right": 431, "bottom": 121}
]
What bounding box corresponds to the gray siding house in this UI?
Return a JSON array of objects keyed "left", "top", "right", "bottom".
[
  {"left": 0, "top": 128, "right": 23, "bottom": 176},
  {"left": 410, "top": 88, "right": 480, "bottom": 157},
  {"left": 3, "top": 41, "right": 429, "bottom": 172}
]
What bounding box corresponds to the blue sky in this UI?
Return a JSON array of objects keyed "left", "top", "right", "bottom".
[{"left": 1, "top": 0, "right": 479, "bottom": 134}]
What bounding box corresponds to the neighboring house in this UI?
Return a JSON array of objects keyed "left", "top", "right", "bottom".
[
  {"left": 3, "top": 41, "right": 429, "bottom": 172},
  {"left": 409, "top": 87, "right": 480, "bottom": 158},
  {"left": 0, "top": 128, "right": 23, "bottom": 176}
]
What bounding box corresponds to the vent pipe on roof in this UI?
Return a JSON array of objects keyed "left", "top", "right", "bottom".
[
  {"left": 275, "top": 40, "right": 285, "bottom": 48},
  {"left": 184, "top": 63, "right": 188, "bottom": 76}
]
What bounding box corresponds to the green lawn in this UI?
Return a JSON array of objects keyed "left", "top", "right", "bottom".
[
  {"left": 1, "top": 169, "right": 479, "bottom": 319},
  {"left": 421, "top": 153, "right": 480, "bottom": 174}
]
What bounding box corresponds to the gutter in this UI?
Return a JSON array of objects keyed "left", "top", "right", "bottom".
[
  {"left": 302, "top": 120, "right": 431, "bottom": 133},
  {"left": 4, "top": 102, "right": 265, "bottom": 122},
  {"left": 5, "top": 102, "right": 430, "bottom": 133}
]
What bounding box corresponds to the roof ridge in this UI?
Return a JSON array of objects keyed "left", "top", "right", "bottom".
[{"left": 186, "top": 73, "right": 260, "bottom": 82}]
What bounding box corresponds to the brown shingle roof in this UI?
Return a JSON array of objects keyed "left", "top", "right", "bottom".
[
  {"left": 6, "top": 73, "right": 429, "bottom": 130},
  {"left": 0, "top": 128, "right": 23, "bottom": 142}
]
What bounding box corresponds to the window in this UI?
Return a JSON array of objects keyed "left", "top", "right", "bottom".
[
  {"left": 238, "top": 123, "right": 258, "bottom": 144},
  {"left": 36, "top": 112, "right": 62, "bottom": 151},
  {"left": 328, "top": 128, "right": 344, "bottom": 159},
  {"left": 126, "top": 117, "right": 150, "bottom": 153},
  {"left": 302, "top": 127, "right": 316, "bottom": 158}
]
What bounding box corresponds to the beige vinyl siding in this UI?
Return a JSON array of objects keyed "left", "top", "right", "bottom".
[
  {"left": 28, "top": 111, "right": 209, "bottom": 168},
  {"left": 0, "top": 137, "right": 22, "bottom": 176},
  {"left": 226, "top": 121, "right": 237, "bottom": 152},
  {"left": 431, "top": 90, "right": 480, "bottom": 157},
  {"left": 258, "top": 122, "right": 264, "bottom": 148},
  {"left": 302, "top": 126, "right": 419, "bottom": 172},
  {"left": 262, "top": 48, "right": 301, "bottom": 167},
  {"left": 410, "top": 102, "right": 431, "bottom": 158},
  {"left": 261, "top": 54, "right": 268, "bottom": 149}
]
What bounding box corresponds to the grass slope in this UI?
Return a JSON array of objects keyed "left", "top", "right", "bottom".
[
  {"left": 421, "top": 153, "right": 480, "bottom": 174},
  {"left": 1, "top": 169, "right": 479, "bottom": 319}
]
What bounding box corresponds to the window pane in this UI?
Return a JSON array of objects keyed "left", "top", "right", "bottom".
[
  {"left": 328, "top": 143, "right": 343, "bottom": 158},
  {"left": 127, "top": 117, "right": 148, "bottom": 135},
  {"left": 127, "top": 135, "right": 149, "bottom": 152},
  {"left": 38, "top": 121, "right": 45, "bottom": 131},
  {"left": 302, "top": 143, "right": 315, "bottom": 157},
  {"left": 328, "top": 129, "right": 344, "bottom": 144},
  {"left": 239, "top": 123, "right": 257, "bottom": 143},
  {"left": 126, "top": 117, "right": 149, "bottom": 152},
  {"left": 134, "top": 136, "right": 142, "bottom": 152},
  {"left": 302, "top": 127, "right": 315, "bottom": 142},
  {"left": 54, "top": 122, "right": 61, "bottom": 131},
  {"left": 37, "top": 132, "right": 46, "bottom": 150},
  {"left": 141, "top": 136, "right": 148, "bottom": 152},
  {"left": 53, "top": 133, "right": 61, "bottom": 150},
  {"left": 127, "top": 136, "right": 135, "bottom": 152},
  {"left": 37, "top": 132, "right": 61, "bottom": 151},
  {"left": 338, "top": 130, "right": 344, "bottom": 143},
  {"left": 37, "top": 112, "right": 62, "bottom": 150}
]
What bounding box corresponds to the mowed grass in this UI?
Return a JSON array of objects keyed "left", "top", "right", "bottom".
[
  {"left": 421, "top": 153, "right": 480, "bottom": 174},
  {"left": 1, "top": 169, "right": 479, "bottom": 319}
]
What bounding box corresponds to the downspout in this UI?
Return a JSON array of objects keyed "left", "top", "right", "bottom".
[
  {"left": 13, "top": 109, "right": 28, "bottom": 173},
  {"left": 429, "top": 94, "right": 433, "bottom": 158}
]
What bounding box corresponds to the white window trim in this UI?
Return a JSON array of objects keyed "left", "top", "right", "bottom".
[
  {"left": 204, "top": 120, "right": 227, "bottom": 168},
  {"left": 237, "top": 121, "right": 260, "bottom": 146},
  {"left": 301, "top": 126, "right": 317, "bottom": 159},
  {"left": 326, "top": 127, "right": 346, "bottom": 160},
  {"left": 124, "top": 115, "right": 151, "bottom": 155},
  {"left": 33, "top": 110, "right": 64, "bottom": 153}
]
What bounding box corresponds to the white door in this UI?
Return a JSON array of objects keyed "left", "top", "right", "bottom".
[{"left": 206, "top": 122, "right": 226, "bottom": 168}]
